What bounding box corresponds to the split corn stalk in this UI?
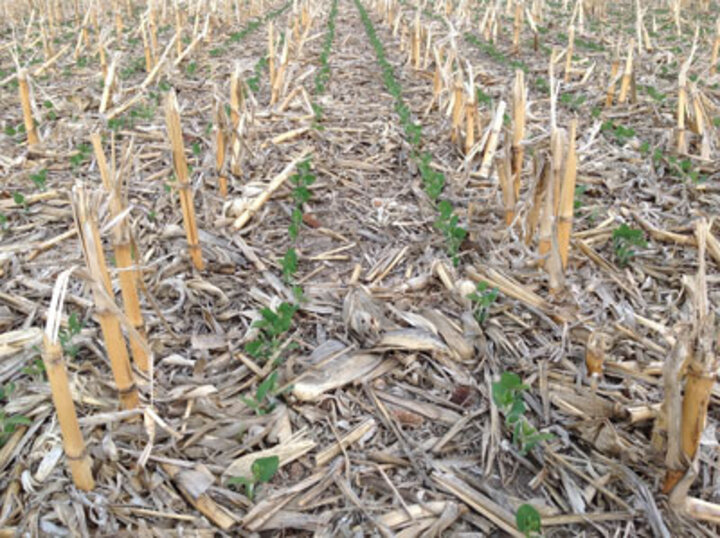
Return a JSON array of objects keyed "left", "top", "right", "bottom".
[
  {"left": 711, "top": 20, "right": 720, "bottom": 75},
  {"left": 42, "top": 270, "right": 95, "bottom": 491},
  {"left": 478, "top": 100, "right": 506, "bottom": 180},
  {"left": 229, "top": 64, "right": 245, "bottom": 177},
  {"left": 18, "top": 69, "right": 39, "bottom": 146},
  {"left": 165, "top": 90, "right": 205, "bottom": 271},
  {"left": 617, "top": 40, "right": 634, "bottom": 104},
  {"left": 564, "top": 25, "right": 575, "bottom": 83},
  {"left": 90, "top": 134, "right": 150, "bottom": 373},
  {"left": 605, "top": 44, "right": 620, "bottom": 107},
  {"left": 72, "top": 185, "right": 139, "bottom": 409},
  {"left": 99, "top": 54, "right": 117, "bottom": 114},
  {"left": 557, "top": 119, "right": 577, "bottom": 268},
  {"left": 677, "top": 32, "right": 697, "bottom": 154},
  {"left": 214, "top": 100, "right": 228, "bottom": 196},
  {"left": 512, "top": 1, "right": 523, "bottom": 54},
  {"left": 511, "top": 69, "right": 525, "bottom": 216},
  {"left": 663, "top": 221, "right": 717, "bottom": 495}
]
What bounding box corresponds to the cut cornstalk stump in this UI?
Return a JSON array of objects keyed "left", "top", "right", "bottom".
[
  {"left": 605, "top": 44, "right": 620, "bottom": 107},
  {"left": 18, "top": 69, "right": 39, "bottom": 146},
  {"left": 564, "top": 25, "right": 575, "bottom": 83},
  {"left": 164, "top": 90, "right": 205, "bottom": 271},
  {"left": 557, "top": 119, "right": 577, "bottom": 269},
  {"left": 478, "top": 100, "right": 506, "bottom": 180},
  {"left": 214, "top": 100, "right": 228, "bottom": 197},
  {"left": 72, "top": 184, "right": 139, "bottom": 410},
  {"left": 711, "top": 20, "right": 720, "bottom": 75},
  {"left": 42, "top": 271, "right": 94, "bottom": 491},
  {"left": 91, "top": 134, "right": 151, "bottom": 374},
  {"left": 617, "top": 40, "right": 634, "bottom": 104},
  {"left": 511, "top": 69, "right": 526, "bottom": 206}
]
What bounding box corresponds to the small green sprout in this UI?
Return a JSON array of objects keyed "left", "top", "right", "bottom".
[
  {"left": 612, "top": 224, "right": 647, "bottom": 267},
  {"left": 30, "top": 169, "right": 47, "bottom": 191},
  {"left": 244, "top": 303, "right": 297, "bottom": 363},
  {"left": 467, "top": 281, "right": 499, "bottom": 324},
  {"left": 227, "top": 455, "right": 280, "bottom": 501},
  {"left": 58, "top": 312, "right": 83, "bottom": 357},
  {"left": 516, "top": 504, "right": 542, "bottom": 537},
  {"left": 492, "top": 372, "right": 554, "bottom": 455}
]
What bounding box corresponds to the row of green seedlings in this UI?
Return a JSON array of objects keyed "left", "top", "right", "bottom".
[
  {"left": 244, "top": 3, "right": 293, "bottom": 93},
  {"left": 354, "top": 0, "right": 466, "bottom": 265},
  {"left": 310, "top": 0, "right": 338, "bottom": 128},
  {"left": 358, "top": 5, "right": 550, "bottom": 533},
  {"left": 492, "top": 372, "right": 554, "bottom": 537},
  {"left": 226, "top": 158, "right": 316, "bottom": 500},
  {"left": 228, "top": 12, "right": 336, "bottom": 497}
]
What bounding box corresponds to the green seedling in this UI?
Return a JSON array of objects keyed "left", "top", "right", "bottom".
[
  {"left": 644, "top": 85, "right": 666, "bottom": 102},
  {"left": 244, "top": 302, "right": 297, "bottom": 363},
  {"left": 665, "top": 156, "right": 707, "bottom": 184},
  {"left": 12, "top": 192, "right": 26, "bottom": 208},
  {"left": 476, "top": 87, "right": 493, "bottom": 106},
  {"left": 516, "top": 504, "right": 542, "bottom": 537},
  {"left": 281, "top": 247, "right": 298, "bottom": 283},
  {"left": 30, "top": 169, "right": 47, "bottom": 191},
  {"left": 533, "top": 76, "right": 550, "bottom": 95},
  {"left": 70, "top": 143, "right": 92, "bottom": 169},
  {"left": 21, "top": 357, "right": 46, "bottom": 380},
  {"left": 0, "top": 383, "right": 31, "bottom": 447},
  {"left": 492, "top": 372, "right": 554, "bottom": 455},
  {"left": 58, "top": 312, "right": 83, "bottom": 358},
  {"left": 467, "top": 281, "right": 499, "bottom": 324},
  {"left": 559, "top": 92, "right": 586, "bottom": 111},
  {"left": 288, "top": 159, "right": 316, "bottom": 241},
  {"left": 419, "top": 153, "right": 445, "bottom": 201},
  {"left": 241, "top": 370, "right": 282, "bottom": 415},
  {"left": 227, "top": 455, "right": 279, "bottom": 500},
  {"left": 601, "top": 121, "right": 635, "bottom": 145},
  {"left": 44, "top": 100, "right": 57, "bottom": 120},
  {"left": 573, "top": 184, "right": 587, "bottom": 209},
  {"left": 435, "top": 200, "right": 467, "bottom": 267},
  {"left": 0, "top": 214, "right": 8, "bottom": 231},
  {"left": 612, "top": 224, "right": 647, "bottom": 267}
]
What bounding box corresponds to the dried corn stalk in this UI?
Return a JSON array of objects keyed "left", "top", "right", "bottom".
[
  {"left": 165, "top": 90, "right": 204, "bottom": 271},
  {"left": 91, "top": 134, "right": 150, "bottom": 373},
  {"left": 72, "top": 184, "right": 139, "bottom": 409},
  {"left": 42, "top": 269, "right": 95, "bottom": 491},
  {"left": 18, "top": 69, "right": 39, "bottom": 146}
]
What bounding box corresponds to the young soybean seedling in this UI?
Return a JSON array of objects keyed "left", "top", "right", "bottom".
[
  {"left": 30, "top": 169, "right": 47, "bottom": 191},
  {"left": 0, "top": 383, "right": 31, "bottom": 447},
  {"left": 244, "top": 302, "right": 297, "bottom": 363},
  {"left": 241, "top": 370, "right": 280, "bottom": 415},
  {"left": 435, "top": 200, "right": 467, "bottom": 266},
  {"left": 516, "top": 504, "right": 542, "bottom": 537},
  {"left": 612, "top": 224, "right": 648, "bottom": 267},
  {"left": 227, "top": 455, "right": 279, "bottom": 501},
  {"left": 467, "top": 281, "right": 499, "bottom": 324},
  {"left": 492, "top": 372, "right": 554, "bottom": 455},
  {"left": 281, "top": 247, "right": 298, "bottom": 283},
  {"left": 58, "top": 312, "right": 84, "bottom": 358}
]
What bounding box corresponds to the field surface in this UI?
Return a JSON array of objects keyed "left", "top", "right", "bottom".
[{"left": 0, "top": 0, "right": 719, "bottom": 536}]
